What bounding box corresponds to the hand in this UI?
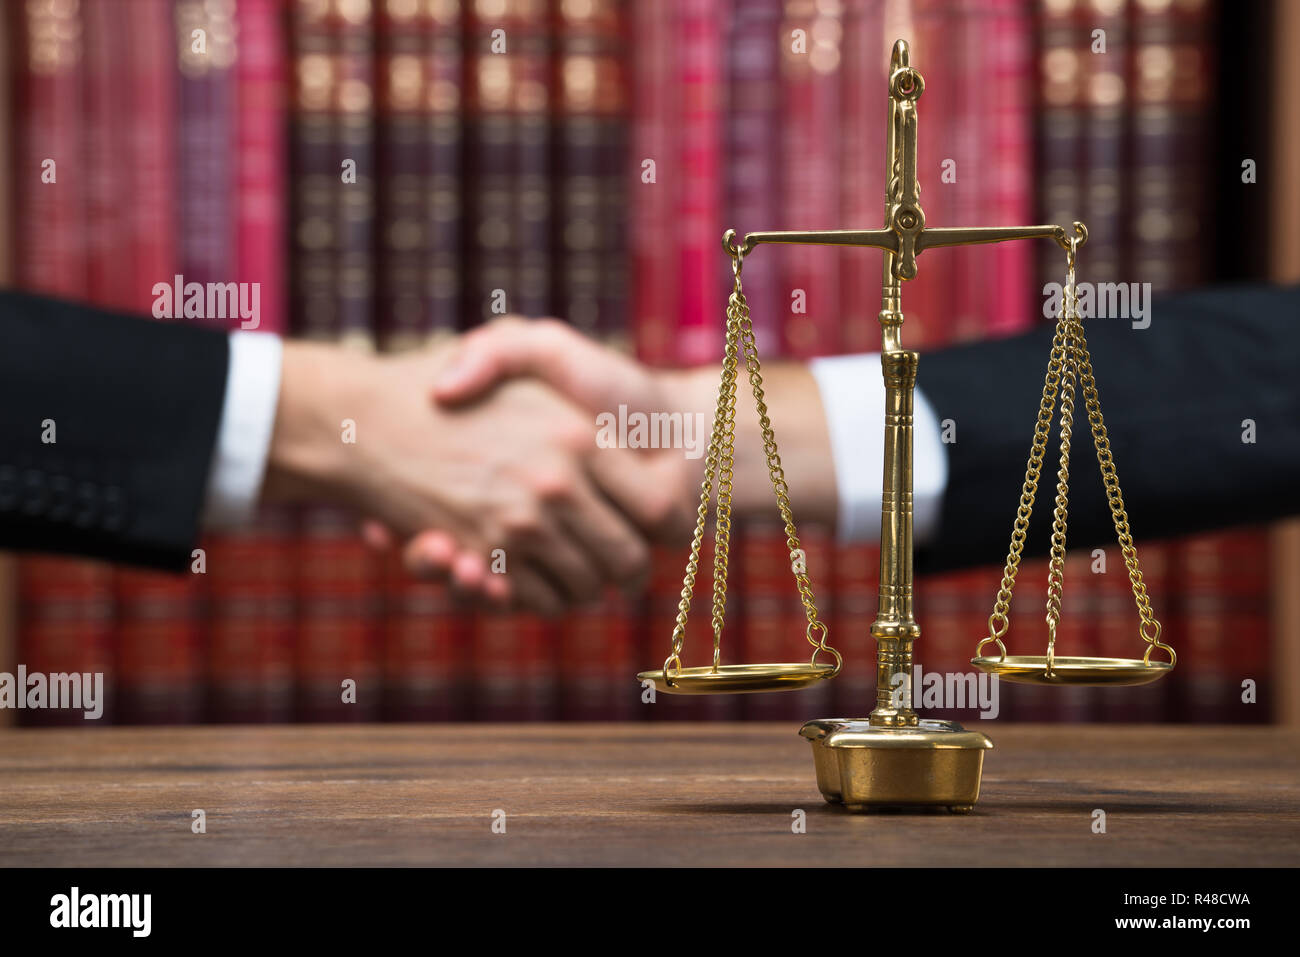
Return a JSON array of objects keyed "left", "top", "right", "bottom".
[
  {"left": 403, "top": 318, "right": 710, "bottom": 590},
  {"left": 417, "top": 317, "right": 838, "bottom": 593},
  {"left": 260, "top": 340, "right": 666, "bottom": 613}
]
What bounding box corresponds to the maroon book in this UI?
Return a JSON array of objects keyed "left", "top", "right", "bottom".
[{"left": 726, "top": 0, "right": 782, "bottom": 358}]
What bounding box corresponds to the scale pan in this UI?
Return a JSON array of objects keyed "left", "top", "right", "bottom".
[
  {"left": 637, "top": 662, "right": 837, "bottom": 695},
  {"left": 970, "top": 655, "right": 1172, "bottom": 687}
]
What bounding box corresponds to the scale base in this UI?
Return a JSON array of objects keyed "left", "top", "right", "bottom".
[{"left": 799, "top": 718, "right": 993, "bottom": 812}]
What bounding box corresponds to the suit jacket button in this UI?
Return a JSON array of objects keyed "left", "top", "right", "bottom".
[
  {"left": 101, "top": 485, "right": 126, "bottom": 532},
  {"left": 49, "top": 475, "right": 73, "bottom": 522},
  {"left": 73, "top": 482, "right": 99, "bottom": 528},
  {"left": 21, "top": 469, "right": 48, "bottom": 516},
  {"left": 0, "top": 465, "right": 16, "bottom": 511}
]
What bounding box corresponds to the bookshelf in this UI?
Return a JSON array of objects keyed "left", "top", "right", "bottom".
[{"left": 0, "top": 0, "right": 1296, "bottom": 726}]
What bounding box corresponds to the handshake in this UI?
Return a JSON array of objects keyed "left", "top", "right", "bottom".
[{"left": 261, "top": 318, "right": 834, "bottom": 614}]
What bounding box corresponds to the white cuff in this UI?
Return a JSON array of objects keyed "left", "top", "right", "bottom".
[
  {"left": 808, "top": 353, "right": 948, "bottom": 545},
  {"left": 201, "top": 331, "right": 284, "bottom": 529}
]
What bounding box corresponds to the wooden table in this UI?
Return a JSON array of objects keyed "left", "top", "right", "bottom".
[{"left": 0, "top": 723, "right": 1295, "bottom": 866}]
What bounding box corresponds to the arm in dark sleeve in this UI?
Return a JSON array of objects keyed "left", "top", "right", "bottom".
[
  {"left": 916, "top": 283, "right": 1300, "bottom": 575},
  {"left": 0, "top": 290, "right": 230, "bottom": 571}
]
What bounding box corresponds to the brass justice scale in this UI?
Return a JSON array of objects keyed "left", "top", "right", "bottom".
[{"left": 637, "top": 39, "right": 1176, "bottom": 812}]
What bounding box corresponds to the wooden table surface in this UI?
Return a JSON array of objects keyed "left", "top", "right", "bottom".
[{"left": 0, "top": 723, "right": 1295, "bottom": 867}]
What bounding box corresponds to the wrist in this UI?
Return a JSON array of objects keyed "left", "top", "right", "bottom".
[{"left": 261, "top": 341, "right": 372, "bottom": 507}]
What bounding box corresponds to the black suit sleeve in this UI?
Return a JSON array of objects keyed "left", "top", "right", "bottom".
[
  {"left": 0, "top": 290, "right": 231, "bottom": 571},
  {"left": 915, "top": 283, "right": 1300, "bottom": 575}
]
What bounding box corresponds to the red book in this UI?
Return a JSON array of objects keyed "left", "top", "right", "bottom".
[
  {"left": 830, "top": 543, "right": 880, "bottom": 718},
  {"left": 725, "top": 0, "right": 782, "bottom": 357},
  {"left": 82, "top": 0, "right": 131, "bottom": 312},
  {"left": 333, "top": 0, "right": 376, "bottom": 345},
  {"left": 1035, "top": 0, "right": 1086, "bottom": 295},
  {"left": 291, "top": 0, "right": 383, "bottom": 721},
  {"left": 296, "top": 507, "right": 383, "bottom": 722},
  {"left": 11, "top": 1, "right": 112, "bottom": 725},
  {"left": 554, "top": 0, "right": 623, "bottom": 338},
  {"left": 203, "top": 0, "right": 296, "bottom": 724},
  {"left": 838, "top": 0, "right": 886, "bottom": 356},
  {"left": 673, "top": 0, "right": 724, "bottom": 366},
  {"left": 630, "top": 0, "right": 678, "bottom": 366},
  {"left": 982, "top": 0, "right": 1035, "bottom": 337},
  {"left": 1219, "top": 532, "right": 1270, "bottom": 724},
  {"left": 1052, "top": 549, "right": 1098, "bottom": 722},
  {"left": 776, "top": 0, "right": 840, "bottom": 360},
  {"left": 15, "top": 558, "right": 114, "bottom": 726},
  {"left": 560, "top": 590, "right": 637, "bottom": 722},
  {"left": 10, "top": 0, "right": 86, "bottom": 295},
  {"left": 1176, "top": 533, "right": 1232, "bottom": 722},
  {"left": 381, "top": 551, "right": 467, "bottom": 722},
  {"left": 1095, "top": 540, "right": 1170, "bottom": 723},
  {"left": 205, "top": 512, "right": 296, "bottom": 723},
  {"left": 470, "top": 610, "right": 556, "bottom": 722},
  {"left": 424, "top": 0, "right": 463, "bottom": 338}
]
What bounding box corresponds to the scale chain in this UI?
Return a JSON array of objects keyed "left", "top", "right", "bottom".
[
  {"left": 977, "top": 238, "right": 1174, "bottom": 669},
  {"left": 664, "top": 249, "right": 841, "bottom": 682}
]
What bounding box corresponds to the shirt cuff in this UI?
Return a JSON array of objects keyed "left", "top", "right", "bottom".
[
  {"left": 201, "top": 331, "right": 284, "bottom": 529},
  {"left": 808, "top": 353, "right": 948, "bottom": 545}
]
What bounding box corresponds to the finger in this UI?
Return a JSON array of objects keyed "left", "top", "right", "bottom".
[
  {"left": 505, "top": 565, "right": 566, "bottom": 616},
  {"left": 516, "top": 514, "right": 605, "bottom": 605},
  {"left": 402, "top": 529, "right": 459, "bottom": 577},
  {"left": 586, "top": 449, "right": 692, "bottom": 541},
  {"left": 431, "top": 317, "right": 656, "bottom": 411},
  {"left": 360, "top": 520, "right": 393, "bottom": 551},
  {"left": 557, "top": 480, "right": 651, "bottom": 593}
]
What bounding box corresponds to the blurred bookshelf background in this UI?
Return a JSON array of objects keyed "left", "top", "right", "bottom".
[{"left": 0, "top": 0, "right": 1296, "bottom": 726}]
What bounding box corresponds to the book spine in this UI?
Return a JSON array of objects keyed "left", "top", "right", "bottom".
[
  {"left": 463, "top": 1, "right": 558, "bottom": 720},
  {"left": 982, "top": 0, "right": 1034, "bottom": 337},
  {"left": 205, "top": 512, "right": 296, "bottom": 723},
  {"left": 830, "top": 543, "right": 880, "bottom": 718},
  {"left": 464, "top": 2, "right": 515, "bottom": 326},
  {"left": 1082, "top": 0, "right": 1128, "bottom": 292},
  {"left": 376, "top": 0, "right": 429, "bottom": 351},
  {"left": 674, "top": 0, "right": 724, "bottom": 366},
  {"left": 292, "top": 0, "right": 383, "bottom": 722},
  {"left": 425, "top": 0, "right": 463, "bottom": 339},
  {"left": 1177, "top": 533, "right": 1232, "bottom": 722},
  {"left": 1221, "top": 531, "right": 1270, "bottom": 724},
  {"left": 0, "top": 5, "right": 12, "bottom": 724},
  {"left": 838, "top": 0, "right": 885, "bottom": 356},
  {"left": 1095, "top": 540, "right": 1169, "bottom": 722},
  {"left": 15, "top": 559, "right": 115, "bottom": 726},
  {"left": 204, "top": 0, "right": 296, "bottom": 724},
  {"left": 512, "top": 6, "right": 552, "bottom": 318},
  {"left": 899, "top": 0, "right": 951, "bottom": 351},
  {"left": 381, "top": 550, "right": 468, "bottom": 721},
  {"left": 290, "top": 0, "right": 337, "bottom": 340},
  {"left": 1036, "top": 0, "right": 1085, "bottom": 297},
  {"left": 776, "top": 0, "right": 840, "bottom": 359},
  {"left": 629, "top": 0, "right": 677, "bottom": 366},
  {"left": 725, "top": 0, "right": 782, "bottom": 357},
  {"left": 83, "top": 0, "right": 131, "bottom": 312},
  {"left": 10, "top": 1, "right": 116, "bottom": 725}
]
